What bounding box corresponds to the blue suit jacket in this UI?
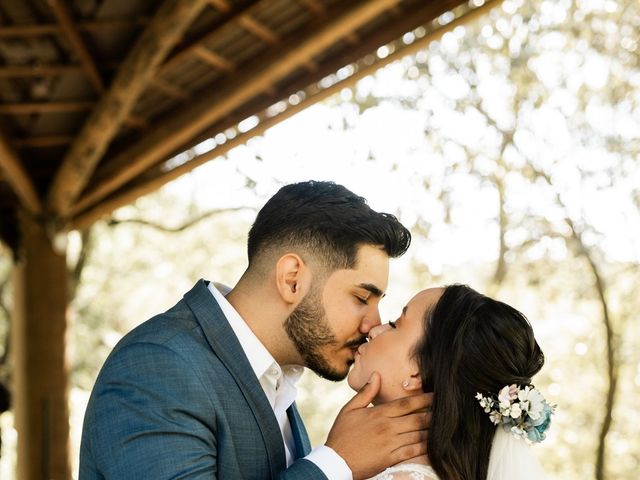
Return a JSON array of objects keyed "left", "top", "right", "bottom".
[{"left": 80, "top": 280, "right": 327, "bottom": 479}]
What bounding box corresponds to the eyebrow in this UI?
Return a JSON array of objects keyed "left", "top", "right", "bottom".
[{"left": 357, "top": 283, "right": 385, "bottom": 298}]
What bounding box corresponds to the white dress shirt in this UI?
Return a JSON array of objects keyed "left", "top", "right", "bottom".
[{"left": 208, "top": 283, "right": 351, "bottom": 479}]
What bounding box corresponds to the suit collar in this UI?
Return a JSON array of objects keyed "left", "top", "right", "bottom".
[
  {"left": 288, "top": 403, "right": 312, "bottom": 458},
  {"left": 183, "top": 279, "right": 287, "bottom": 476}
]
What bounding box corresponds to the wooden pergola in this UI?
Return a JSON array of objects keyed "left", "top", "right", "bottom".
[{"left": 0, "top": 0, "right": 498, "bottom": 477}]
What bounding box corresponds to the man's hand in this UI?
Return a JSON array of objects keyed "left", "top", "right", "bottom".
[{"left": 326, "top": 372, "right": 433, "bottom": 480}]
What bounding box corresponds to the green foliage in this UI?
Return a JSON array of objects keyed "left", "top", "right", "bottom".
[{"left": 1, "top": 1, "right": 638, "bottom": 479}]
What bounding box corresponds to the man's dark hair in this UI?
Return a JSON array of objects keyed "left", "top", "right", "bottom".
[
  {"left": 247, "top": 181, "right": 411, "bottom": 271},
  {"left": 414, "top": 284, "right": 545, "bottom": 480}
]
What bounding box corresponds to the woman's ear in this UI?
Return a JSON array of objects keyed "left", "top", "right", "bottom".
[
  {"left": 402, "top": 372, "right": 423, "bottom": 392},
  {"left": 275, "top": 253, "right": 309, "bottom": 305}
]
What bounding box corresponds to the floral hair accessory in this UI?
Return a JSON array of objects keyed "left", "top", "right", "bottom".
[{"left": 475, "top": 384, "right": 556, "bottom": 443}]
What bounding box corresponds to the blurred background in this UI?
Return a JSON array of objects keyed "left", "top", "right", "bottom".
[{"left": 0, "top": 0, "right": 639, "bottom": 478}]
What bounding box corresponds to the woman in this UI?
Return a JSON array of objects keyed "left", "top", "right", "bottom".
[{"left": 348, "top": 284, "right": 554, "bottom": 480}]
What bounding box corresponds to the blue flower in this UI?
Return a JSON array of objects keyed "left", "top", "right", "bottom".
[
  {"left": 533, "top": 403, "right": 554, "bottom": 430},
  {"left": 526, "top": 425, "right": 544, "bottom": 443}
]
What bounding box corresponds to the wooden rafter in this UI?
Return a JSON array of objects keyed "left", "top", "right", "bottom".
[
  {"left": 48, "top": 0, "right": 105, "bottom": 93},
  {"left": 297, "top": 0, "right": 326, "bottom": 16},
  {"left": 84, "top": 0, "right": 473, "bottom": 176},
  {"left": 238, "top": 15, "right": 279, "bottom": 44},
  {"left": 193, "top": 46, "right": 235, "bottom": 71},
  {"left": 47, "top": 0, "right": 210, "bottom": 218},
  {"left": 68, "top": 0, "right": 501, "bottom": 229},
  {"left": 0, "top": 65, "right": 84, "bottom": 78},
  {"left": 150, "top": 78, "right": 189, "bottom": 100},
  {"left": 0, "top": 132, "right": 42, "bottom": 214},
  {"left": 125, "top": 114, "right": 149, "bottom": 129},
  {"left": 15, "top": 135, "right": 74, "bottom": 148},
  {"left": 0, "top": 18, "right": 149, "bottom": 38},
  {"left": 208, "top": 0, "right": 232, "bottom": 12},
  {"left": 160, "top": 0, "right": 264, "bottom": 73},
  {"left": 0, "top": 102, "right": 94, "bottom": 114},
  {"left": 71, "top": 0, "right": 400, "bottom": 217}
]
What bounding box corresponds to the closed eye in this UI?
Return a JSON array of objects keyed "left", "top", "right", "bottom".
[{"left": 356, "top": 296, "right": 368, "bottom": 305}]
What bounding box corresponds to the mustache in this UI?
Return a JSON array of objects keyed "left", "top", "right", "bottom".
[{"left": 344, "top": 336, "right": 368, "bottom": 349}]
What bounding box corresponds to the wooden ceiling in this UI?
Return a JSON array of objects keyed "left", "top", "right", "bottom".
[{"left": 0, "top": 0, "right": 497, "bottom": 252}]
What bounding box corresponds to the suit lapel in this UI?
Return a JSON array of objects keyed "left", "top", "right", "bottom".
[
  {"left": 287, "top": 402, "right": 312, "bottom": 458},
  {"left": 183, "top": 280, "right": 286, "bottom": 477}
]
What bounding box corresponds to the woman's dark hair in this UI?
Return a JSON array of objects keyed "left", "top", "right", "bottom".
[
  {"left": 247, "top": 181, "right": 411, "bottom": 271},
  {"left": 414, "top": 284, "right": 545, "bottom": 480}
]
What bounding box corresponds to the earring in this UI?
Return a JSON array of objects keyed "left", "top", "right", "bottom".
[{"left": 402, "top": 380, "right": 410, "bottom": 388}]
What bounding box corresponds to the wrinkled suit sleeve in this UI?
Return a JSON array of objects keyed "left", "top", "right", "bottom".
[
  {"left": 277, "top": 459, "right": 328, "bottom": 480},
  {"left": 81, "top": 342, "right": 218, "bottom": 479}
]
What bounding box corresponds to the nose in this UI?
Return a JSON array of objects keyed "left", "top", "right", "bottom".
[
  {"left": 367, "top": 322, "right": 391, "bottom": 340},
  {"left": 360, "top": 307, "right": 381, "bottom": 336}
]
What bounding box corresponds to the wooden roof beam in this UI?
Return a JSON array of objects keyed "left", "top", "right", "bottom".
[
  {"left": 207, "top": 0, "right": 232, "bottom": 12},
  {"left": 193, "top": 46, "right": 235, "bottom": 71},
  {"left": 0, "top": 102, "right": 94, "bottom": 114},
  {"left": 47, "top": 0, "right": 210, "bottom": 219},
  {"left": 71, "top": 0, "right": 400, "bottom": 217},
  {"left": 0, "top": 65, "right": 84, "bottom": 78},
  {"left": 161, "top": 0, "right": 268, "bottom": 73},
  {"left": 238, "top": 16, "right": 279, "bottom": 45},
  {"left": 151, "top": 78, "right": 190, "bottom": 100},
  {"left": 0, "top": 132, "right": 42, "bottom": 214},
  {"left": 68, "top": 0, "right": 501, "bottom": 228},
  {"left": 0, "top": 18, "right": 149, "bottom": 38},
  {"left": 297, "top": 0, "right": 326, "bottom": 16},
  {"left": 15, "top": 135, "right": 74, "bottom": 148},
  {"left": 48, "top": 0, "right": 105, "bottom": 93}
]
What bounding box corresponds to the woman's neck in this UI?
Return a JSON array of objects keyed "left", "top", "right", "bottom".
[{"left": 397, "top": 453, "right": 430, "bottom": 467}]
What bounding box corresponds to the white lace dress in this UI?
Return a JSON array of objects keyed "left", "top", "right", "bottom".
[{"left": 370, "top": 463, "right": 440, "bottom": 480}]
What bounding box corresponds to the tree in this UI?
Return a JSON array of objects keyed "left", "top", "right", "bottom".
[{"left": 329, "top": 0, "right": 639, "bottom": 477}]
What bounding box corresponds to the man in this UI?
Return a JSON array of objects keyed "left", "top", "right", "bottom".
[{"left": 80, "top": 181, "right": 431, "bottom": 479}]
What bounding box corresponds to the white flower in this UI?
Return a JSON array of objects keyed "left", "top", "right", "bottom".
[
  {"left": 525, "top": 388, "right": 545, "bottom": 420},
  {"left": 489, "top": 411, "right": 502, "bottom": 425},
  {"left": 476, "top": 393, "right": 483, "bottom": 401},
  {"left": 517, "top": 386, "right": 532, "bottom": 401},
  {"left": 498, "top": 384, "right": 519, "bottom": 409},
  {"left": 510, "top": 403, "right": 522, "bottom": 419},
  {"left": 510, "top": 425, "right": 527, "bottom": 440},
  {"left": 498, "top": 386, "right": 511, "bottom": 405}
]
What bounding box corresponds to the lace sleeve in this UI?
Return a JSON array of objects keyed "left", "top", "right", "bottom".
[{"left": 372, "top": 464, "right": 440, "bottom": 480}]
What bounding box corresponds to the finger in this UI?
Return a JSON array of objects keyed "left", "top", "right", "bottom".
[
  {"left": 379, "top": 392, "right": 433, "bottom": 417},
  {"left": 389, "top": 429, "right": 429, "bottom": 449},
  {"left": 390, "top": 435, "right": 429, "bottom": 464},
  {"left": 341, "top": 372, "right": 381, "bottom": 412},
  {"left": 388, "top": 411, "right": 432, "bottom": 433}
]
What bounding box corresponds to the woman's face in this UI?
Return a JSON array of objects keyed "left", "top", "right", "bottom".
[{"left": 347, "top": 287, "right": 443, "bottom": 404}]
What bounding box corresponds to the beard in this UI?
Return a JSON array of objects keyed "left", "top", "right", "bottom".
[{"left": 284, "top": 285, "right": 354, "bottom": 381}]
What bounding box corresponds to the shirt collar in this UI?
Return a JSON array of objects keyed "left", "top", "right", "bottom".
[{"left": 208, "top": 282, "right": 276, "bottom": 381}]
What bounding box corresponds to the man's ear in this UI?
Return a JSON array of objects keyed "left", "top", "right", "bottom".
[{"left": 275, "top": 253, "right": 310, "bottom": 305}]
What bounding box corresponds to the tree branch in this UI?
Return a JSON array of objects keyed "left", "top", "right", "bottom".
[
  {"left": 107, "top": 207, "right": 254, "bottom": 233},
  {"left": 530, "top": 165, "right": 617, "bottom": 480}
]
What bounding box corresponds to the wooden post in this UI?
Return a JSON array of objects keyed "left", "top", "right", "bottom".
[{"left": 12, "top": 212, "right": 70, "bottom": 480}]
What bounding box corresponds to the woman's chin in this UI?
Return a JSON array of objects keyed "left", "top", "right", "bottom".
[{"left": 346, "top": 371, "right": 363, "bottom": 392}]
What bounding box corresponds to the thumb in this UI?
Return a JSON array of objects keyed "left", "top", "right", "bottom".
[{"left": 342, "top": 372, "right": 380, "bottom": 412}]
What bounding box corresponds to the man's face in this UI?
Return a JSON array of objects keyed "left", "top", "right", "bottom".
[{"left": 284, "top": 244, "right": 389, "bottom": 380}]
